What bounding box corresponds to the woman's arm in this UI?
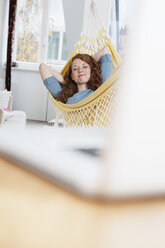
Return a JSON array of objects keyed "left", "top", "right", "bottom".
[
  {"left": 98, "top": 48, "right": 113, "bottom": 83},
  {"left": 92, "top": 46, "right": 111, "bottom": 62},
  {"left": 39, "top": 63, "right": 64, "bottom": 98},
  {"left": 39, "top": 63, "right": 64, "bottom": 84}
]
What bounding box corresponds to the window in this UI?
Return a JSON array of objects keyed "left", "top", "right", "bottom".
[
  {"left": 109, "top": 0, "right": 137, "bottom": 58},
  {"left": 14, "top": 0, "right": 68, "bottom": 67}
]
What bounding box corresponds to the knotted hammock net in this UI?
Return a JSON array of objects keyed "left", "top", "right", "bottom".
[{"left": 50, "top": 0, "right": 121, "bottom": 128}]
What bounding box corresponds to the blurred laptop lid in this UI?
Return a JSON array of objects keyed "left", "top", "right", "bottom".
[
  {"left": 0, "top": 127, "right": 109, "bottom": 197},
  {"left": 102, "top": 0, "right": 165, "bottom": 197}
]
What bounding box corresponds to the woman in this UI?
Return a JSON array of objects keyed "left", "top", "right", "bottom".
[{"left": 39, "top": 47, "right": 113, "bottom": 104}]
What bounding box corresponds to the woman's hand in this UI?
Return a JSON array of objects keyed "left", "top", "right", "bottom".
[
  {"left": 39, "top": 63, "right": 64, "bottom": 84},
  {"left": 92, "top": 47, "right": 111, "bottom": 62}
]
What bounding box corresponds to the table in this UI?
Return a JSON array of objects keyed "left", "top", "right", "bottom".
[{"left": 0, "top": 155, "right": 165, "bottom": 248}]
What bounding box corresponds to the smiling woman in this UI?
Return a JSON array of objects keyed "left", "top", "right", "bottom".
[
  {"left": 39, "top": 47, "right": 113, "bottom": 104},
  {"left": 71, "top": 58, "right": 91, "bottom": 91}
]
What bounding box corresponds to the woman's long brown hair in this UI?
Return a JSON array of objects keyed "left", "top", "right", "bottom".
[{"left": 57, "top": 53, "right": 102, "bottom": 103}]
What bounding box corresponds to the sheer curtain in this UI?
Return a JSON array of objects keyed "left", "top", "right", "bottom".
[
  {"left": 109, "top": 0, "right": 137, "bottom": 57},
  {"left": 109, "top": 0, "right": 118, "bottom": 50},
  {"left": 5, "top": 0, "right": 17, "bottom": 91}
]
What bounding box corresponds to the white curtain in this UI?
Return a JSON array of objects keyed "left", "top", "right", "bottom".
[
  {"left": 109, "top": 0, "right": 137, "bottom": 56},
  {"left": 109, "top": 0, "right": 117, "bottom": 49}
]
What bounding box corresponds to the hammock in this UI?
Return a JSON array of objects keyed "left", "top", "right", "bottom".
[{"left": 50, "top": 0, "right": 121, "bottom": 128}]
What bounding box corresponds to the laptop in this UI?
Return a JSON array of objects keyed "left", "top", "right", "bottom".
[{"left": 0, "top": 0, "right": 165, "bottom": 199}]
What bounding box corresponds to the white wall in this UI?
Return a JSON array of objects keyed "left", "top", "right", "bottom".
[
  {"left": 62, "top": 0, "right": 85, "bottom": 57},
  {"left": 11, "top": 69, "right": 48, "bottom": 120}
]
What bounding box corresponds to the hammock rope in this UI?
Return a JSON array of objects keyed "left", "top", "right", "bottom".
[{"left": 50, "top": 0, "right": 121, "bottom": 127}]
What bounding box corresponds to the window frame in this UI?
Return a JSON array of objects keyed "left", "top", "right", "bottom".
[{"left": 12, "top": 0, "right": 67, "bottom": 71}]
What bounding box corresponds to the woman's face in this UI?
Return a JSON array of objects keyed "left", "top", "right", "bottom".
[{"left": 71, "top": 58, "right": 91, "bottom": 85}]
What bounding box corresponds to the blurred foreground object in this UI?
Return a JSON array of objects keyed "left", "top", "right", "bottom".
[{"left": 104, "top": 0, "right": 165, "bottom": 196}]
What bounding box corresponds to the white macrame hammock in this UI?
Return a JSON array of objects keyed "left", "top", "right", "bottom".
[{"left": 50, "top": 0, "right": 121, "bottom": 128}]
